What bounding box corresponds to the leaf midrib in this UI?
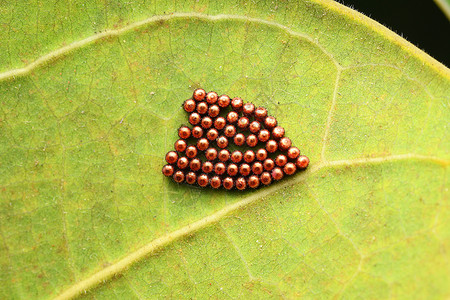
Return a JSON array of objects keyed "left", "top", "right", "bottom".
[{"left": 54, "top": 153, "right": 448, "bottom": 300}]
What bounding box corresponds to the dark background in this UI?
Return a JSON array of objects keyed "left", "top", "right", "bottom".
[{"left": 340, "top": 0, "right": 450, "bottom": 66}]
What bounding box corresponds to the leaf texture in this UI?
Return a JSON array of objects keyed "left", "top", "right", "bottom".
[{"left": 0, "top": 1, "right": 449, "bottom": 299}]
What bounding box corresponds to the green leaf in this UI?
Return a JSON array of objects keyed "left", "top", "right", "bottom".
[{"left": 0, "top": 1, "right": 449, "bottom": 299}]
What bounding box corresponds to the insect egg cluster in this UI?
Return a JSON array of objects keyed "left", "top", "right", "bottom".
[{"left": 162, "top": 88, "right": 310, "bottom": 190}]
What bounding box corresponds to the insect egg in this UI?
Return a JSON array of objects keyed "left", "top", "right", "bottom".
[
  {"left": 243, "top": 103, "right": 255, "bottom": 116},
  {"left": 208, "top": 105, "right": 220, "bottom": 118},
  {"left": 249, "top": 121, "right": 261, "bottom": 133},
  {"left": 231, "top": 150, "right": 243, "bottom": 163},
  {"left": 178, "top": 126, "right": 191, "bottom": 139},
  {"left": 234, "top": 133, "right": 246, "bottom": 146},
  {"left": 186, "top": 172, "right": 197, "bottom": 184},
  {"left": 197, "top": 174, "right": 209, "bottom": 187},
  {"left": 237, "top": 117, "right": 249, "bottom": 130},
  {"left": 173, "top": 170, "right": 185, "bottom": 183},
  {"left": 205, "top": 148, "right": 218, "bottom": 161},
  {"left": 266, "top": 140, "right": 278, "bottom": 153},
  {"left": 227, "top": 111, "right": 239, "bottom": 124},
  {"left": 197, "top": 138, "right": 209, "bottom": 151},
  {"left": 296, "top": 155, "right": 310, "bottom": 169},
  {"left": 248, "top": 175, "right": 260, "bottom": 188},
  {"left": 162, "top": 164, "right": 175, "bottom": 177},
  {"left": 224, "top": 125, "right": 236, "bottom": 138},
  {"left": 216, "top": 136, "right": 228, "bottom": 149},
  {"left": 206, "top": 128, "right": 219, "bottom": 141},
  {"left": 287, "top": 147, "right": 300, "bottom": 160},
  {"left": 227, "top": 164, "right": 239, "bottom": 176},
  {"left": 206, "top": 91, "right": 218, "bottom": 104},
  {"left": 231, "top": 97, "right": 244, "bottom": 111},
  {"left": 260, "top": 172, "right": 272, "bottom": 185},
  {"left": 196, "top": 102, "right": 208, "bottom": 115},
  {"left": 189, "top": 158, "right": 201, "bottom": 171},
  {"left": 254, "top": 107, "right": 268, "bottom": 121},
  {"left": 218, "top": 149, "right": 230, "bottom": 162},
  {"left": 185, "top": 146, "right": 198, "bottom": 158},
  {"left": 210, "top": 176, "right": 222, "bottom": 189},
  {"left": 193, "top": 88, "right": 206, "bottom": 101},
  {"left": 214, "top": 117, "right": 226, "bottom": 130},
  {"left": 214, "top": 162, "right": 226, "bottom": 175},
  {"left": 191, "top": 126, "right": 203, "bottom": 138},
  {"left": 264, "top": 116, "right": 277, "bottom": 129},
  {"left": 246, "top": 134, "right": 258, "bottom": 147},
  {"left": 201, "top": 116, "right": 213, "bottom": 129},
  {"left": 218, "top": 95, "right": 231, "bottom": 108},
  {"left": 165, "top": 151, "right": 178, "bottom": 164},
  {"left": 174, "top": 140, "right": 187, "bottom": 152},
  {"left": 243, "top": 150, "right": 256, "bottom": 163},
  {"left": 235, "top": 177, "right": 247, "bottom": 190},
  {"left": 284, "top": 162, "right": 296, "bottom": 175},
  {"left": 223, "top": 177, "right": 234, "bottom": 190},
  {"left": 189, "top": 112, "right": 201, "bottom": 125},
  {"left": 177, "top": 157, "right": 189, "bottom": 169},
  {"left": 183, "top": 99, "right": 196, "bottom": 113},
  {"left": 202, "top": 161, "right": 214, "bottom": 173},
  {"left": 271, "top": 167, "right": 284, "bottom": 181},
  {"left": 279, "top": 137, "right": 292, "bottom": 151},
  {"left": 239, "top": 164, "right": 251, "bottom": 176}
]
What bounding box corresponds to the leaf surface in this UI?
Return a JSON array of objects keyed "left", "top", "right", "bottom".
[{"left": 0, "top": 1, "right": 449, "bottom": 299}]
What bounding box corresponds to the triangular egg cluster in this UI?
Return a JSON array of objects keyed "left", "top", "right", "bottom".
[{"left": 162, "top": 88, "right": 309, "bottom": 190}]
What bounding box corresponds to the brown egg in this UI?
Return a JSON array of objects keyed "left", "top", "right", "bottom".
[
  {"left": 189, "top": 112, "right": 201, "bottom": 125},
  {"left": 266, "top": 140, "right": 278, "bottom": 153},
  {"left": 260, "top": 172, "right": 272, "bottom": 185},
  {"left": 173, "top": 170, "right": 185, "bottom": 183},
  {"left": 287, "top": 147, "right": 300, "bottom": 160},
  {"left": 249, "top": 121, "right": 261, "bottom": 133},
  {"left": 243, "top": 103, "right": 255, "bottom": 116},
  {"left": 255, "top": 149, "right": 267, "bottom": 161},
  {"left": 248, "top": 175, "right": 260, "bottom": 188},
  {"left": 271, "top": 167, "right": 284, "bottom": 181},
  {"left": 184, "top": 99, "right": 196, "bottom": 113},
  {"left": 231, "top": 150, "right": 243, "bottom": 163},
  {"left": 192, "top": 126, "right": 203, "bottom": 139},
  {"left": 243, "top": 150, "right": 256, "bottom": 163},
  {"left": 252, "top": 162, "right": 264, "bottom": 175},
  {"left": 258, "top": 129, "right": 270, "bottom": 142},
  {"left": 263, "top": 158, "right": 275, "bottom": 171},
  {"left": 201, "top": 116, "right": 213, "bottom": 129},
  {"left": 214, "top": 117, "right": 226, "bottom": 130},
  {"left": 206, "top": 128, "right": 219, "bottom": 141},
  {"left": 197, "top": 174, "right": 209, "bottom": 187},
  {"left": 202, "top": 161, "right": 214, "bottom": 173},
  {"left": 162, "top": 164, "right": 174, "bottom": 177},
  {"left": 264, "top": 116, "right": 277, "bottom": 129},
  {"left": 275, "top": 154, "right": 288, "bottom": 167},
  {"left": 239, "top": 164, "right": 251, "bottom": 176},
  {"left": 208, "top": 104, "right": 220, "bottom": 118},
  {"left": 178, "top": 126, "right": 191, "bottom": 139},
  {"left": 227, "top": 164, "right": 239, "bottom": 176},
  {"left": 235, "top": 177, "right": 247, "bottom": 190},
  {"left": 218, "top": 95, "right": 231, "bottom": 108},
  {"left": 189, "top": 158, "right": 202, "bottom": 171},
  {"left": 206, "top": 91, "right": 218, "bottom": 104},
  {"left": 205, "top": 148, "right": 218, "bottom": 161},
  {"left": 231, "top": 97, "right": 244, "bottom": 111},
  {"left": 214, "top": 162, "right": 226, "bottom": 175},
  {"left": 185, "top": 146, "right": 198, "bottom": 159},
  {"left": 165, "top": 151, "right": 178, "bottom": 164},
  {"left": 210, "top": 176, "right": 222, "bottom": 189},
  {"left": 234, "top": 133, "right": 246, "bottom": 146},
  {"left": 279, "top": 137, "right": 292, "bottom": 151},
  {"left": 174, "top": 140, "right": 187, "bottom": 152},
  {"left": 246, "top": 134, "right": 258, "bottom": 147},
  {"left": 216, "top": 136, "right": 228, "bottom": 149},
  {"left": 223, "top": 177, "right": 234, "bottom": 190},
  {"left": 196, "top": 102, "right": 208, "bottom": 115},
  {"left": 272, "top": 126, "right": 285, "bottom": 139},
  {"left": 296, "top": 155, "right": 310, "bottom": 169},
  {"left": 193, "top": 88, "right": 206, "bottom": 101},
  {"left": 254, "top": 107, "right": 268, "bottom": 122},
  {"left": 177, "top": 157, "right": 189, "bottom": 169},
  {"left": 237, "top": 117, "right": 249, "bottom": 130},
  {"left": 185, "top": 172, "right": 197, "bottom": 184},
  {"left": 224, "top": 125, "right": 236, "bottom": 138},
  {"left": 227, "top": 111, "right": 239, "bottom": 124},
  {"left": 284, "top": 162, "right": 296, "bottom": 175},
  {"left": 218, "top": 149, "right": 230, "bottom": 162},
  {"left": 197, "top": 138, "right": 209, "bottom": 151}
]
